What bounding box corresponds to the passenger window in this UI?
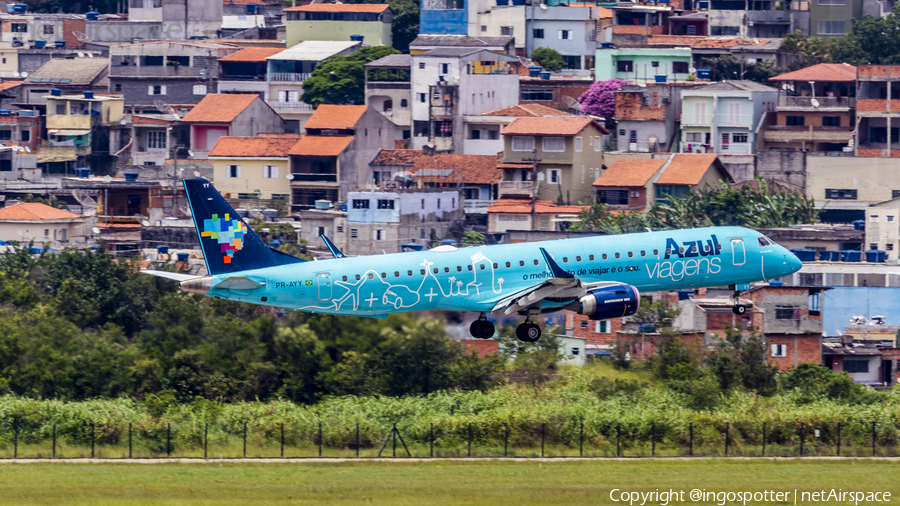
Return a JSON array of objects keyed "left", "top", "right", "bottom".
[
  {"left": 640, "top": 251, "right": 646, "bottom": 257},
  {"left": 381, "top": 272, "right": 386, "bottom": 278},
  {"left": 679, "top": 247, "right": 685, "bottom": 254},
  {"left": 493, "top": 263, "right": 498, "bottom": 269},
  {"left": 368, "top": 273, "right": 374, "bottom": 280},
  {"left": 408, "top": 270, "right": 413, "bottom": 276},
  {"left": 480, "top": 264, "right": 485, "bottom": 270},
  {"left": 705, "top": 244, "right": 711, "bottom": 252},
  {"left": 563, "top": 257, "right": 568, "bottom": 263},
  {"left": 576, "top": 256, "right": 581, "bottom": 262},
  {"left": 342, "top": 275, "right": 348, "bottom": 281},
  {"left": 691, "top": 245, "right": 697, "bottom": 253},
  {"left": 457, "top": 266, "right": 462, "bottom": 272},
  {"left": 653, "top": 249, "right": 658, "bottom": 255},
  {"left": 433, "top": 268, "right": 439, "bottom": 274},
  {"left": 628, "top": 252, "right": 633, "bottom": 258},
  {"left": 468, "top": 265, "right": 473, "bottom": 271},
  {"left": 444, "top": 267, "right": 450, "bottom": 273},
  {"left": 519, "top": 260, "right": 525, "bottom": 266},
  {"left": 602, "top": 254, "right": 608, "bottom": 260},
  {"left": 665, "top": 248, "right": 672, "bottom": 256},
  {"left": 716, "top": 244, "right": 723, "bottom": 252},
  {"left": 589, "top": 254, "right": 594, "bottom": 260},
  {"left": 506, "top": 261, "right": 511, "bottom": 268},
  {"left": 533, "top": 259, "right": 539, "bottom": 265},
  {"left": 356, "top": 274, "right": 361, "bottom": 280},
  {"left": 420, "top": 269, "right": 426, "bottom": 275},
  {"left": 394, "top": 271, "right": 400, "bottom": 277},
  {"left": 615, "top": 253, "right": 620, "bottom": 259}
]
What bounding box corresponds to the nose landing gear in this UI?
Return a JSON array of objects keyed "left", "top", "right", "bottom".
[
  {"left": 732, "top": 289, "right": 747, "bottom": 315},
  {"left": 469, "top": 314, "right": 496, "bottom": 339}
]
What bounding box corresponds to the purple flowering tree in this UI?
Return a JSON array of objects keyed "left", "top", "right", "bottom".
[{"left": 578, "top": 79, "right": 627, "bottom": 119}]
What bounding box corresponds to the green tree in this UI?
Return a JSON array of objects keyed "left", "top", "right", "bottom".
[
  {"left": 530, "top": 47, "right": 565, "bottom": 72},
  {"left": 705, "top": 325, "right": 778, "bottom": 396},
  {"left": 302, "top": 46, "right": 400, "bottom": 106}
]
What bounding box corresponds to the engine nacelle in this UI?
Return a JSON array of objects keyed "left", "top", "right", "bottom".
[{"left": 570, "top": 285, "right": 640, "bottom": 320}]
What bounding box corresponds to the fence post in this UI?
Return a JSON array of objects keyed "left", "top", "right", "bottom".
[
  {"left": 392, "top": 423, "right": 397, "bottom": 458},
  {"left": 799, "top": 423, "right": 804, "bottom": 457},
  {"left": 468, "top": 423, "right": 472, "bottom": 458},
  {"left": 128, "top": 423, "right": 132, "bottom": 459},
  {"left": 243, "top": 422, "right": 247, "bottom": 459},
  {"left": 167, "top": 423, "right": 171, "bottom": 458},
  {"left": 204, "top": 423, "right": 207, "bottom": 460},
  {"left": 281, "top": 423, "right": 284, "bottom": 459},
  {"left": 872, "top": 421, "right": 876, "bottom": 457},
  {"left": 318, "top": 422, "right": 323, "bottom": 458},
  {"left": 762, "top": 422, "right": 766, "bottom": 457},
  {"left": 616, "top": 423, "right": 620, "bottom": 458},
  {"left": 651, "top": 422, "right": 655, "bottom": 457},
  {"left": 503, "top": 422, "right": 508, "bottom": 458},
  {"left": 837, "top": 422, "right": 841, "bottom": 456},
  {"left": 430, "top": 422, "right": 434, "bottom": 458},
  {"left": 541, "top": 423, "right": 545, "bottom": 458},
  {"left": 356, "top": 423, "right": 360, "bottom": 458},
  {"left": 91, "top": 423, "right": 95, "bottom": 459},
  {"left": 13, "top": 418, "right": 17, "bottom": 459},
  {"left": 580, "top": 421, "right": 584, "bottom": 458},
  {"left": 725, "top": 422, "right": 729, "bottom": 457},
  {"left": 689, "top": 423, "right": 693, "bottom": 457},
  {"left": 52, "top": 423, "right": 56, "bottom": 459}
]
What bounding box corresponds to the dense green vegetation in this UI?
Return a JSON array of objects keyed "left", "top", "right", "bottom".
[
  {"left": 302, "top": 46, "right": 400, "bottom": 106},
  {"left": 780, "top": 6, "right": 900, "bottom": 68}
]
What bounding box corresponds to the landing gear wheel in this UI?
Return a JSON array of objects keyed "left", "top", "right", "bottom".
[
  {"left": 469, "top": 317, "right": 495, "bottom": 339},
  {"left": 732, "top": 304, "right": 747, "bottom": 315},
  {"left": 516, "top": 323, "right": 541, "bottom": 342}
]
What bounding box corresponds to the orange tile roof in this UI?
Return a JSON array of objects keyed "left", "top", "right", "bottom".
[
  {"left": 371, "top": 149, "right": 423, "bottom": 166},
  {"left": 219, "top": 47, "right": 284, "bottom": 62},
  {"left": 487, "top": 198, "right": 586, "bottom": 214},
  {"left": 655, "top": 154, "right": 718, "bottom": 185},
  {"left": 477, "top": 103, "right": 573, "bottom": 117},
  {"left": 209, "top": 135, "right": 301, "bottom": 158},
  {"left": 288, "top": 135, "right": 354, "bottom": 157},
  {"left": 770, "top": 63, "right": 857, "bottom": 82},
  {"left": 497, "top": 162, "right": 533, "bottom": 169},
  {"left": 502, "top": 117, "right": 608, "bottom": 136},
  {"left": 597, "top": 6, "right": 613, "bottom": 18},
  {"left": 594, "top": 159, "right": 666, "bottom": 187},
  {"left": 0, "top": 202, "right": 81, "bottom": 220},
  {"left": 133, "top": 116, "right": 171, "bottom": 124},
  {"left": 304, "top": 105, "right": 368, "bottom": 130},
  {"left": 181, "top": 94, "right": 259, "bottom": 123},
  {"left": 690, "top": 37, "right": 771, "bottom": 48},
  {"left": 284, "top": 3, "right": 390, "bottom": 12},
  {"left": 0, "top": 82, "right": 21, "bottom": 92},
  {"left": 648, "top": 35, "right": 705, "bottom": 46},
  {"left": 411, "top": 154, "right": 502, "bottom": 185}
]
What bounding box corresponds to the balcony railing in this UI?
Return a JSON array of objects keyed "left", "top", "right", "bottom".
[
  {"left": 499, "top": 181, "right": 535, "bottom": 196},
  {"left": 682, "top": 113, "right": 713, "bottom": 125},
  {"left": 269, "top": 72, "right": 310, "bottom": 82},
  {"left": 266, "top": 100, "right": 314, "bottom": 111},
  {"left": 290, "top": 173, "right": 337, "bottom": 182},
  {"left": 777, "top": 96, "right": 855, "bottom": 109},
  {"left": 715, "top": 113, "right": 754, "bottom": 126},
  {"left": 747, "top": 10, "right": 790, "bottom": 23},
  {"left": 462, "top": 199, "right": 493, "bottom": 213},
  {"left": 366, "top": 82, "right": 411, "bottom": 89},
  {"left": 219, "top": 74, "right": 266, "bottom": 81}
]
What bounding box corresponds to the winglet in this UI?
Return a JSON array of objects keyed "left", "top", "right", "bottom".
[
  {"left": 320, "top": 234, "right": 344, "bottom": 259},
  {"left": 539, "top": 247, "right": 574, "bottom": 279}
]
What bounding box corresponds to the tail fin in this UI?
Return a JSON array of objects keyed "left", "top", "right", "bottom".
[{"left": 183, "top": 178, "right": 305, "bottom": 276}]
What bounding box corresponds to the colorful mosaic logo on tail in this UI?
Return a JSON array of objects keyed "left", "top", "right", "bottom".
[{"left": 201, "top": 213, "right": 247, "bottom": 264}]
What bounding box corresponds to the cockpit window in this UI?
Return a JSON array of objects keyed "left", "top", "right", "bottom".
[{"left": 758, "top": 236, "right": 774, "bottom": 247}]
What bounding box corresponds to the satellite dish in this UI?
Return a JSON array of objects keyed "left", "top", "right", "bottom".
[
  {"left": 562, "top": 95, "right": 582, "bottom": 111},
  {"left": 187, "top": 150, "right": 194, "bottom": 158},
  {"left": 141, "top": 219, "right": 150, "bottom": 226},
  {"left": 193, "top": 170, "right": 201, "bottom": 177},
  {"left": 286, "top": 174, "right": 294, "bottom": 180},
  {"left": 20, "top": 72, "right": 26, "bottom": 77},
  {"left": 71, "top": 189, "right": 97, "bottom": 207},
  {"left": 24, "top": 146, "right": 30, "bottom": 153},
  {"left": 76, "top": 51, "right": 84, "bottom": 57},
  {"left": 153, "top": 99, "right": 180, "bottom": 119},
  {"left": 180, "top": 205, "right": 192, "bottom": 217},
  {"left": 72, "top": 30, "right": 91, "bottom": 43},
  {"left": 102, "top": 175, "right": 112, "bottom": 183},
  {"left": 12, "top": 72, "right": 18, "bottom": 77},
  {"left": 87, "top": 53, "right": 93, "bottom": 58},
  {"left": 91, "top": 227, "right": 101, "bottom": 235},
  {"left": 810, "top": 98, "right": 820, "bottom": 107}
]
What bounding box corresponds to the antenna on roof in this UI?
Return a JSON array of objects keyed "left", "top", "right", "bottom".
[
  {"left": 562, "top": 95, "right": 582, "bottom": 112},
  {"left": 72, "top": 30, "right": 91, "bottom": 43},
  {"left": 154, "top": 99, "right": 180, "bottom": 120}
]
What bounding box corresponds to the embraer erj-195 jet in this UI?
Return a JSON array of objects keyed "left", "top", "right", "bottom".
[{"left": 142, "top": 179, "right": 803, "bottom": 342}]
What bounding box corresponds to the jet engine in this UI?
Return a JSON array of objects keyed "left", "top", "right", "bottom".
[{"left": 567, "top": 285, "right": 640, "bottom": 320}]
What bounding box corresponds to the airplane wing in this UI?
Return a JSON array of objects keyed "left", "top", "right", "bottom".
[
  {"left": 141, "top": 270, "right": 202, "bottom": 282},
  {"left": 491, "top": 247, "right": 622, "bottom": 314}
]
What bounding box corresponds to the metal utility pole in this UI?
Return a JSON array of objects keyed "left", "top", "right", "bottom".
[{"left": 522, "top": 152, "right": 541, "bottom": 231}]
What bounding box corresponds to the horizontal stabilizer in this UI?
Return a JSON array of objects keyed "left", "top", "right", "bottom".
[
  {"left": 141, "top": 270, "right": 202, "bottom": 282},
  {"left": 215, "top": 276, "right": 266, "bottom": 290}
]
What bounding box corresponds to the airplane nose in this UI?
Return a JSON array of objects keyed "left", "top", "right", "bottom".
[{"left": 784, "top": 251, "right": 802, "bottom": 274}]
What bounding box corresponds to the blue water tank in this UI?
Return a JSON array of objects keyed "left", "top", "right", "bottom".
[
  {"left": 14, "top": 3, "right": 27, "bottom": 13},
  {"left": 246, "top": 3, "right": 259, "bottom": 14},
  {"left": 769, "top": 280, "right": 784, "bottom": 287},
  {"left": 177, "top": 252, "right": 190, "bottom": 262},
  {"left": 789, "top": 248, "right": 816, "bottom": 262},
  {"left": 865, "top": 250, "right": 886, "bottom": 263},
  {"left": 50, "top": 88, "right": 62, "bottom": 96},
  {"left": 819, "top": 250, "right": 838, "bottom": 261},
  {"left": 853, "top": 219, "right": 865, "bottom": 231},
  {"left": 697, "top": 69, "right": 711, "bottom": 80},
  {"left": 677, "top": 289, "right": 693, "bottom": 300},
  {"left": 441, "top": 239, "right": 458, "bottom": 247},
  {"left": 600, "top": 41, "right": 615, "bottom": 49},
  {"left": 269, "top": 240, "right": 281, "bottom": 248},
  {"left": 402, "top": 242, "right": 424, "bottom": 252},
  {"left": 540, "top": 71, "right": 551, "bottom": 80},
  {"left": 54, "top": 40, "right": 65, "bottom": 48},
  {"left": 350, "top": 34, "right": 364, "bottom": 42},
  {"left": 528, "top": 65, "right": 543, "bottom": 76},
  {"left": 83, "top": 90, "right": 94, "bottom": 99},
  {"left": 74, "top": 167, "right": 90, "bottom": 178},
  {"left": 654, "top": 75, "right": 667, "bottom": 83},
  {"left": 34, "top": 40, "right": 45, "bottom": 49},
  {"left": 6, "top": 4, "right": 13, "bottom": 13},
  {"left": 0, "top": 109, "right": 10, "bottom": 117},
  {"left": 123, "top": 171, "right": 138, "bottom": 181},
  {"left": 156, "top": 245, "right": 169, "bottom": 254},
  {"left": 840, "top": 250, "right": 861, "bottom": 262},
  {"left": 86, "top": 11, "right": 99, "bottom": 20}
]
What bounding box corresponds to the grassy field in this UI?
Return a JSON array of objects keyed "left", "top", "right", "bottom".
[{"left": 0, "top": 460, "right": 897, "bottom": 505}]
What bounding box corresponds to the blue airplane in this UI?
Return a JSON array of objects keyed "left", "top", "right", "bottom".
[{"left": 142, "top": 179, "right": 803, "bottom": 342}]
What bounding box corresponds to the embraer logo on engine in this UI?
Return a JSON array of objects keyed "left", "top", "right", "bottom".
[{"left": 664, "top": 234, "right": 720, "bottom": 259}]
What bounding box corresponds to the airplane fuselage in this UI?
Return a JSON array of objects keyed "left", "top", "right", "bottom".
[{"left": 199, "top": 226, "right": 801, "bottom": 317}]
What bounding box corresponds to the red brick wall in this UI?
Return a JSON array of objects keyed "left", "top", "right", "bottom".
[
  {"left": 463, "top": 339, "right": 499, "bottom": 356},
  {"left": 776, "top": 111, "right": 852, "bottom": 127},
  {"left": 858, "top": 65, "right": 900, "bottom": 77},
  {"left": 63, "top": 18, "right": 86, "bottom": 48},
  {"left": 766, "top": 334, "right": 821, "bottom": 371},
  {"left": 618, "top": 331, "right": 704, "bottom": 361},
  {"left": 856, "top": 99, "right": 900, "bottom": 112},
  {"left": 615, "top": 91, "right": 665, "bottom": 120},
  {"left": 614, "top": 25, "right": 649, "bottom": 35},
  {"left": 520, "top": 81, "right": 592, "bottom": 112},
  {"left": 570, "top": 313, "right": 623, "bottom": 346},
  {"left": 594, "top": 185, "right": 647, "bottom": 209}
]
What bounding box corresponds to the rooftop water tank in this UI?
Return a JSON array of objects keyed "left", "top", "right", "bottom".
[
  {"left": 54, "top": 40, "right": 65, "bottom": 48},
  {"left": 600, "top": 41, "right": 615, "bottom": 49},
  {"left": 789, "top": 248, "right": 816, "bottom": 262},
  {"left": 246, "top": 3, "right": 259, "bottom": 14},
  {"left": 540, "top": 71, "right": 551, "bottom": 80},
  {"left": 528, "top": 65, "right": 543, "bottom": 77},
  {"left": 853, "top": 219, "right": 865, "bottom": 231},
  {"left": 176, "top": 252, "right": 190, "bottom": 262},
  {"left": 83, "top": 90, "right": 94, "bottom": 99},
  {"left": 769, "top": 280, "right": 784, "bottom": 287},
  {"left": 677, "top": 289, "right": 693, "bottom": 300},
  {"left": 14, "top": 3, "right": 27, "bottom": 13},
  {"left": 819, "top": 250, "right": 839, "bottom": 261},
  {"left": 50, "top": 88, "right": 62, "bottom": 96},
  {"left": 654, "top": 75, "right": 667, "bottom": 83},
  {"left": 696, "top": 69, "right": 710, "bottom": 80},
  {"left": 865, "top": 250, "right": 886, "bottom": 263},
  {"left": 74, "top": 167, "right": 90, "bottom": 178},
  {"left": 34, "top": 40, "right": 45, "bottom": 49},
  {"left": 315, "top": 200, "right": 332, "bottom": 210},
  {"left": 350, "top": 34, "right": 364, "bottom": 42},
  {"left": 156, "top": 245, "right": 169, "bottom": 255},
  {"left": 262, "top": 208, "right": 278, "bottom": 219},
  {"left": 840, "top": 249, "right": 861, "bottom": 262},
  {"left": 123, "top": 172, "right": 138, "bottom": 181},
  {"left": 0, "top": 109, "right": 11, "bottom": 117},
  {"left": 86, "top": 11, "right": 99, "bottom": 20}
]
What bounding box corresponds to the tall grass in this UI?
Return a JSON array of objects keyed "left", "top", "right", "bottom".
[{"left": 0, "top": 365, "right": 897, "bottom": 457}]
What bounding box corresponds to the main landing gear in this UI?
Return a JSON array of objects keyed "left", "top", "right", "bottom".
[
  {"left": 515, "top": 318, "right": 541, "bottom": 343},
  {"left": 732, "top": 289, "right": 747, "bottom": 315},
  {"left": 469, "top": 314, "right": 495, "bottom": 339}
]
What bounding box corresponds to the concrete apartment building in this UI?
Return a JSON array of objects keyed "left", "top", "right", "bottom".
[
  {"left": 128, "top": 0, "right": 223, "bottom": 39},
  {"left": 525, "top": 3, "right": 605, "bottom": 71},
  {"left": 366, "top": 54, "right": 412, "bottom": 142},
  {"left": 283, "top": 4, "right": 392, "bottom": 47},
  {"left": 855, "top": 64, "right": 900, "bottom": 158}
]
